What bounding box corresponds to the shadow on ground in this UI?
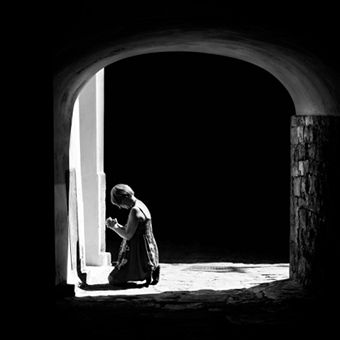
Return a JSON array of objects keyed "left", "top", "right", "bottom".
[
  {"left": 54, "top": 279, "right": 334, "bottom": 339},
  {"left": 80, "top": 282, "right": 148, "bottom": 291}
]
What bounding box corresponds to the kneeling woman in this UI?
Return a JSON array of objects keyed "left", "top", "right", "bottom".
[{"left": 106, "top": 184, "right": 160, "bottom": 286}]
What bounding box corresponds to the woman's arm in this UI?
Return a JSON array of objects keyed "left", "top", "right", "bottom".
[
  {"left": 106, "top": 220, "right": 126, "bottom": 237},
  {"left": 108, "top": 208, "right": 144, "bottom": 240}
]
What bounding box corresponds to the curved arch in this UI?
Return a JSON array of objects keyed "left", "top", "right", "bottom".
[
  {"left": 54, "top": 29, "right": 340, "bottom": 179},
  {"left": 53, "top": 27, "right": 340, "bottom": 286},
  {"left": 55, "top": 29, "right": 339, "bottom": 113}
]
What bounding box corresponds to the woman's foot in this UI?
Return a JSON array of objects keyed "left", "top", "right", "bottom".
[{"left": 151, "top": 266, "right": 160, "bottom": 285}]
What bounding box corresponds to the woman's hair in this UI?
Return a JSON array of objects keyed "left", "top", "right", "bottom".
[{"left": 111, "top": 184, "right": 135, "bottom": 205}]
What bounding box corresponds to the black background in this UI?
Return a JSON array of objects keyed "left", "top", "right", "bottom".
[{"left": 104, "top": 52, "right": 294, "bottom": 262}]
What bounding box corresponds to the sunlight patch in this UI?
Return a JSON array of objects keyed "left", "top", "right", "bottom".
[{"left": 75, "top": 262, "right": 289, "bottom": 297}]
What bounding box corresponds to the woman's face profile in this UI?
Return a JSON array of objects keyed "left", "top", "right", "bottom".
[
  {"left": 111, "top": 196, "right": 129, "bottom": 210},
  {"left": 119, "top": 196, "right": 133, "bottom": 210}
]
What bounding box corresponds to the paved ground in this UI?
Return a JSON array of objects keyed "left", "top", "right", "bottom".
[
  {"left": 55, "top": 261, "right": 334, "bottom": 339},
  {"left": 76, "top": 262, "right": 289, "bottom": 297},
  {"left": 54, "top": 256, "right": 335, "bottom": 339}
]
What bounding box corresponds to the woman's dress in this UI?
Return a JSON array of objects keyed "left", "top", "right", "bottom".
[{"left": 108, "top": 206, "right": 159, "bottom": 284}]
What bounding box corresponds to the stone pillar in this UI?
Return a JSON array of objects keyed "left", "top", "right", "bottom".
[
  {"left": 290, "top": 116, "right": 340, "bottom": 289},
  {"left": 78, "top": 69, "right": 111, "bottom": 266}
]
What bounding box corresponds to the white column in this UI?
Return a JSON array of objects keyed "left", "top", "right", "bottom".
[
  {"left": 68, "top": 99, "right": 87, "bottom": 283},
  {"left": 78, "top": 69, "right": 111, "bottom": 266}
]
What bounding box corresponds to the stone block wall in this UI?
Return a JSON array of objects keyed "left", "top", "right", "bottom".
[{"left": 290, "top": 116, "right": 340, "bottom": 288}]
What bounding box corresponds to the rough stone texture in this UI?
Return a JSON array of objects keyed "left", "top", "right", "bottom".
[{"left": 290, "top": 116, "right": 340, "bottom": 288}]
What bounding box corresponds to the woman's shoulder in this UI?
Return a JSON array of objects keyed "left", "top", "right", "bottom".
[
  {"left": 129, "top": 207, "right": 145, "bottom": 223},
  {"left": 136, "top": 200, "right": 151, "bottom": 219}
]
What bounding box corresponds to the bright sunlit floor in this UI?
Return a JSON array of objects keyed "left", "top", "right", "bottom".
[{"left": 75, "top": 262, "right": 289, "bottom": 297}]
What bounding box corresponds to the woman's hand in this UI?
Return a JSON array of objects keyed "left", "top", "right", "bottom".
[{"left": 105, "top": 217, "right": 118, "bottom": 229}]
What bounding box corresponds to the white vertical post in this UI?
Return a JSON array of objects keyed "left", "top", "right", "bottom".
[
  {"left": 78, "top": 69, "right": 111, "bottom": 266},
  {"left": 96, "top": 70, "right": 108, "bottom": 257}
]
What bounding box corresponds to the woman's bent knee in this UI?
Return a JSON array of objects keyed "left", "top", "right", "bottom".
[{"left": 108, "top": 272, "right": 123, "bottom": 286}]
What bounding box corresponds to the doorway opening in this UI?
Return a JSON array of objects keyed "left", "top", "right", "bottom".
[{"left": 71, "top": 52, "right": 294, "bottom": 296}]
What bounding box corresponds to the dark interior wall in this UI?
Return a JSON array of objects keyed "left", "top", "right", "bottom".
[
  {"left": 104, "top": 52, "right": 295, "bottom": 261},
  {"left": 51, "top": 2, "right": 340, "bottom": 77}
]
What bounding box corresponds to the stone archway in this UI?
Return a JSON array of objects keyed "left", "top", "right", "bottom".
[{"left": 54, "top": 27, "right": 340, "bottom": 289}]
